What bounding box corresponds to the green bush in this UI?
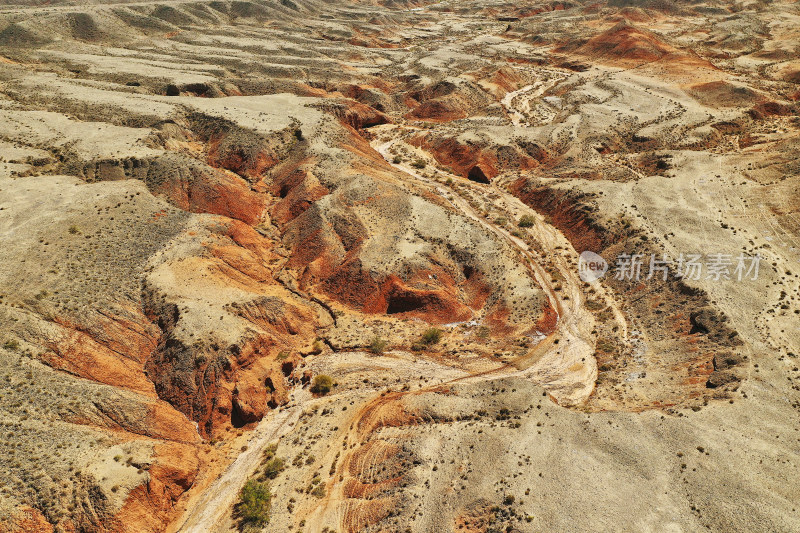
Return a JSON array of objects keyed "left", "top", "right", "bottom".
[
  {"left": 518, "top": 215, "right": 536, "bottom": 228},
  {"left": 411, "top": 159, "right": 426, "bottom": 169},
  {"left": 262, "top": 457, "right": 285, "bottom": 479},
  {"left": 237, "top": 480, "right": 271, "bottom": 528},
  {"left": 368, "top": 336, "right": 388, "bottom": 354},
  {"left": 262, "top": 443, "right": 278, "bottom": 461},
  {"left": 420, "top": 328, "right": 442, "bottom": 345},
  {"left": 310, "top": 374, "right": 333, "bottom": 395}
]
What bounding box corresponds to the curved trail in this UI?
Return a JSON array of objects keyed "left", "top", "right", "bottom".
[
  {"left": 373, "top": 129, "right": 630, "bottom": 403},
  {"left": 300, "top": 129, "right": 631, "bottom": 531},
  {"left": 499, "top": 68, "right": 567, "bottom": 127}
]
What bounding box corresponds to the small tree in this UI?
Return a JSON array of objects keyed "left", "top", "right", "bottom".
[
  {"left": 237, "top": 480, "right": 271, "bottom": 528},
  {"left": 311, "top": 374, "right": 333, "bottom": 395}
]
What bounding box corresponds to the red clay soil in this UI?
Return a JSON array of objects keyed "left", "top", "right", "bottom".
[
  {"left": 0, "top": 507, "right": 54, "bottom": 533},
  {"left": 319, "top": 257, "right": 477, "bottom": 325},
  {"left": 203, "top": 122, "right": 302, "bottom": 183},
  {"left": 113, "top": 441, "right": 202, "bottom": 533},
  {"left": 269, "top": 166, "right": 331, "bottom": 225},
  {"left": 751, "top": 101, "right": 797, "bottom": 118},
  {"left": 534, "top": 297, "right": 559, "bottom": 335},
  {"left": 152, "top": 165, "right": 266, "bottom": 226},
  {"left": 340, "top": 498, "right": 397, "bottom": 533},
  {"left": 490, "top": 67, "right": 525, "bottom": 94},
  {"left": 403, "top": 79, "right": 493, "bottom": 123},
  {"left": 409, "top": 133, "right": 544, "bottom": 182},
  {"left": 318, "top": 99, "right": 391, "bottom": 130},
  {"left": 454, "top": 502, "right": 498, "bottom": 533},
  {"left": 148, "top": 294, "right": 316, "bottom": 438},
  {"left": 509, "top": 178, "right": 606, "bottom": 253},
  {"left": 207, "top": 139, "right": 280, "bottom": 181},
  {"left": 561, "top": 21, "right": 715, "bottom": 70},
  {"left": 405, "top": 99, "right": 471, "bottom": 122},
  {"left": 1, "top": 440, "right": 204, "bottom": 533},
  {"left": 335, "top": 394, "right": 420, "bottom": 532},
  {"left": 40, "top": 316, "right": 158, "bottom": 396}
]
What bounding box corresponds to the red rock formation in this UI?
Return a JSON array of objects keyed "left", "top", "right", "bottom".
[
  {"left": 509, "top": 178, "right": 606, "bottom": 253},
  {"left": 114, "top": 442, "right": 201, "bottom": 533},
  {"left": 566, "top": 21, "right": 675, "bottom": 63},
  {"left": 404, "top": 79, "right": 493, "bottom": 122},
  {"left": 151, "top": 162, "right": 266, "bottom": 226},
  {"left": 0, "top": 507, "right": 54, "bottom": 533},
  {"left": 367, "top": 273, "right": 474, "bottom": 323},
  {"left": 201, "top": 122, "right": 300, "bottom": 182},
  {"left": 561, "top": 21, "right": 715, "bottom": 70},
  {"left": 687, "top": 80, "right": 762, "bottom": 108},
  {"left": 751, "top": 100, "right": 797, "bottom": 118},
  {"left": 409, "top": 133, "right": 544, "bottom": 182},
  {"left": 317, "top": 99, "right": 391, "bottom": 130}
]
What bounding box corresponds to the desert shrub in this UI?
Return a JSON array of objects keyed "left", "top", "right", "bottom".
[
  {"left": 411, "top": 159, "right": 426, "bottom": 169},
  {"left": 368, "top": 336, "right": 388, "bottom": 354},
  {"left": 262, "top": 457, "right": 285, "bottom": 479},
  {"left": 237, "top": 480, "right": 271, "bottom": 528},
  {"left": 596, "top": 338, "right": 616, "bottom": 353},
  {"left": 310, "top": 374, "right": 333, "bottom": 395},
  {"left": 420, "top": 328, "right": 442, "bottom": 345},
  {"left": 2, "top": 340, "right": 19, "bottom": 351},
  {"left": 262, "top": 443, "right": 278, "bottom": 461},
  {"left": 518, "top": 215, "right": 536, "bottom": 228},
  {"left": 585, "top": 299, "right": 605, "bottom": 311}
]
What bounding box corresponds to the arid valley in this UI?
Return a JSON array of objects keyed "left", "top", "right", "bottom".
[{"left": 0, "top": 0, "right": 799, "bottom": 531}]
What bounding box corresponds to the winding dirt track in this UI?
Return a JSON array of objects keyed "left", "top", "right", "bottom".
[
  {"left": 374, "top": 129, "right": 609, "bottom": 403},
  {"left": 298, "top": 128, "right": 629, "bottom": 531}
]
